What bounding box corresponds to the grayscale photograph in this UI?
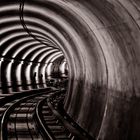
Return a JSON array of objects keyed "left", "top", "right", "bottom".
[{"left": 0, "top": 0, "right": 140, "bottom": 140}]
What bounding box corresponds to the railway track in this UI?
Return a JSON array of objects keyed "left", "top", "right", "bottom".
[{"left": 0, "top": 89, "right": 93, "bottom": 140}]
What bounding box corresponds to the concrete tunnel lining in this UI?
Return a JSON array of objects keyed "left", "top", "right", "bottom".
[{"left": 0, "top": 0, "right": 140, "bottom": 139}]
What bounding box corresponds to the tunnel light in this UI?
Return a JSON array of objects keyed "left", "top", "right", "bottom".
[
  {"left": 16, "top": 62, "right": 23, "bottom": 83},
  {"left": 30, "top": 48, "right": 54, "bottom": 61},
  {"left": 26, "top": 64, "right": 32, "bottom": 84},
  {"left": 33, "top": 49, "right": 58, "bottom": 62},
  {"left": 6, "top": 62, "right": 13, "bottom": 83},
  {"left": 41, "top": 63, "right": 48, "bottom": 85},
  {"left": 12, "top": 41, "right": 39, "bottom": 58},
  {"left": 0, "top": 4, "right": 18, "bottom": 12},
  {"left": 60, "top": 61, "right": 67, "bottom": 74},
  {"left": 46, "top": 63, "right": 53, "bottom": 76},
  {"left": 1, "top": 16, "right": 19, "bottom": 24},
  {"left": 24, "top": 16, "right": 61, "bottom": 46},
  {"left": 1, "top": 32, "right": 29, "bottom": 47},
  {"left": 22, "top": 45, "right": 46, "bottom": 59},
  {"left": 29, "top": 62, "right": 32, "bottom": 65},
  {"left": 44, "top": 52, "right": 63, "bottom": 64},
  {"left": 11, "top": 59, "right": 14, "bottom": 63},
  {"left": 0, "top": 58, "right": 4, "bottom": 62},
  {"left": 3, "top": 37, "right": 33, "bottom": 56},
  {"left": 50, "top": 54, "right": 63, "bottom": 62},
  {"left": 20, "top": 61, "right": 24, "bottom": 64}
]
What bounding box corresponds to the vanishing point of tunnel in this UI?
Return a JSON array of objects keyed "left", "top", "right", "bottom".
[{"left": 0, "top": 0, "right": 140, "bottom": 140}]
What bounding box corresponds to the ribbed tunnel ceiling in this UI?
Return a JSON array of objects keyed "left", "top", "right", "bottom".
[
  {"left": 1, "top": 0, "right": 140, "bottom": 139},
  {"left": 0, "top": 0, "right": 68, "bottom": 93}
]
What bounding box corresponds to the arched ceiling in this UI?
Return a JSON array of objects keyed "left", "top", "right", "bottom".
[
  {"left": 0, "top": 0, "right": 64, "bottom": 65},
  {"left": 1, "top": 0, "right": 140, "bottom": 139}
]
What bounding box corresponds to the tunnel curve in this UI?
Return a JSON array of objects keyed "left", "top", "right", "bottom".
[{"left": 1, "top": 0, "right": 140, "bottom": 140}]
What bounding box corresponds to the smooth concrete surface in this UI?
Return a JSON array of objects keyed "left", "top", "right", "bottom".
[{"left": 0, "top": 0, "right": 140, "bottom": 139}]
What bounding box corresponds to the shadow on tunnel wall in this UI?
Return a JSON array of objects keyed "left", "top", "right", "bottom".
[{"left": 1, "top": 0, "right": 140, "bottom": 140}]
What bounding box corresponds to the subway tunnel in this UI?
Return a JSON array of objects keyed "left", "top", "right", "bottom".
[{"left": 0, "top": 0, "right": 140, "bottom": 140}]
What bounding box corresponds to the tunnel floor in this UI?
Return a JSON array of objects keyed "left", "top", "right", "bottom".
[{"left": 0, "top": 87, "right": 94, "bottom": 140}]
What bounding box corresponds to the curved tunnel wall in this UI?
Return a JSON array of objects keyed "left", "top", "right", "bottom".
[{"left": 1, "top": 0, "right": 140, "bottom": 139}]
